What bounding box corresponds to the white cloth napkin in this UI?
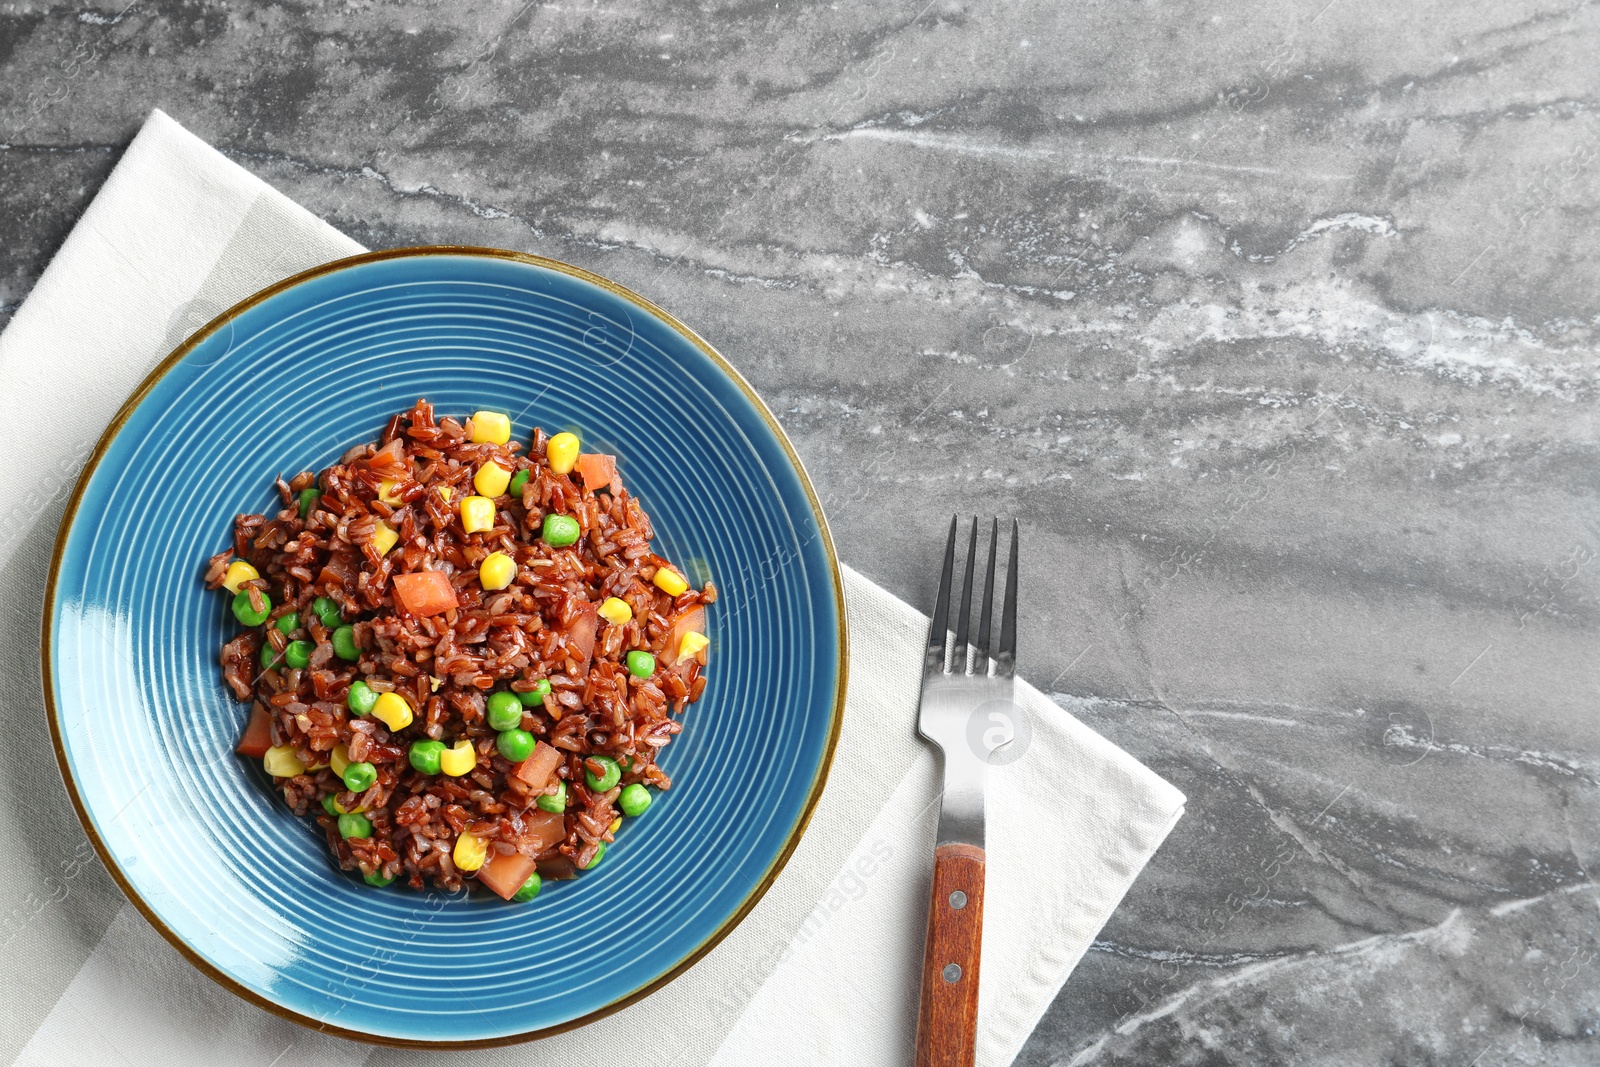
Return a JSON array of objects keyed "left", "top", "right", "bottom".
[{"left": 0, "top": 110, "right": 1184, "bottom": 1067}]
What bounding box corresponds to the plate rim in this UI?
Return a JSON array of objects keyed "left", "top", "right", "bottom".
[{"left": 41, "top": 244, "right": 849, "bottom": 1048}]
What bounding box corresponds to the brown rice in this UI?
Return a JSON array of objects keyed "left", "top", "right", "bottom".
[{"left": 204, "top": 399, "right": 713, "bottom": 895}]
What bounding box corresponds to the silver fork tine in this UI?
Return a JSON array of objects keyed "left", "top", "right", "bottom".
[
  {"left": 951, "top": 517, "right": 978, "bottom": 674},
  {"left": 925, "top": 516, "right": 958, "bottom": 675},
  {"left": 994, "top": 519, "right": 1019, "bottom": 678},
  {"left": 972, "top": 518, "right": 998, "bottom": 676}
]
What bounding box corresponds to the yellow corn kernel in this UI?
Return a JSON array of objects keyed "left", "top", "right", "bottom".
[
  {"left": 677, "top": 631, "right": 710, "bottom": 662},
  {"left": 440, "top": 739, "right": 477, "bottom": 777},
  {"left": 479, "top": 551, "right": 516, "bottom": 591},
  {"left": 330, "top": 795, "right": 365, "bottom": 815},
  {"left": 460, "top": 495, "right": 496, "bottom": 533},
  {"left": 453, "top": 831, "right": 488, "bottom": 871},
  {"left": 329, "top": 744, "right": 351, "bottom": 777},
  {"left": 468, "top": 410, "right": 511, "bottom": 445},
  {"left": 653, "top": 566, "right": 689, "bottom": 597},
  {"left": 263, "top": 745, "right": 305, "bottom": 778},
  {"left": 371, "top": 692, "right": 414, "bottom": 731},
  {"left": 377, "top": 479, "right": 402, "bottom": 505},
  {"left": 598, "top": 596, "right": 633, "bottom": 626},
  {"left": 546, "top": 431, "right": 580, "bottom": 475},
  {"left": 372, "top": 520, "right": 399, "bottom": 556},
  {"left": 221, "top": 560, "right": 259, "bottom": 594},
  {"left": 473, "top": 460, "right": 512, "bottom": 498},
  {"left": 430, "top": 675, "right": 443, "bottom": 692},
  {"left": 608, "top": 816, "right": 623, "bottom": 834},
  {"left": 437, "top": 485, "right": 454, "bottom": 502}
]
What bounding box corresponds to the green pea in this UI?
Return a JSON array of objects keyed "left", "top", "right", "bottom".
[
  {"left": 497, "top": 728, "right": 535, "bottom": 762},
  {"left": 541, "top": 513, "right": 580, "bottom": 547},
  {"left": 363, "top": 870, "right": 394, "bottom": 887},
  {"left": 298, "top": 488, "right": 321, "bottom": 518},
  {"left": 347, "top": 680, "right": 378, "bottom": 716},
  {"left": 585, "top": 755, "right": 621, "bottom": 792},
  {"left": 284, "top": 640, "right": 314, "bottom": 669},
  {"left": 312, "top": 596, "right": 343, "bottom": 628},
  {"left": 517, "top": 679, "right": 551, "bottom": 708},
  {"left": 618, "top": 783, "right": 652, "bottom": 817},
  {"left": 232, "top": 590, "right": 272, "bottom": 627},
  {"left": 337, "top": 812, "right": 372, "bottom": 839},
  {"left": 409, "top": 739, "right": 445, "bottom": 775},
  {"left": 321, "top": 794, "right": 338, "bottom": 816},
  {"left": 486, "top": 691, "right": 523, "bottom": 731},
  {"left": 511, "top": 872, "right": 542, "bottom": 902},
  {"left": 275, "top": 611, "right": 299, "bottom": 635},
  {"left": 536, "top": 781, "right": 567, "bottom": 814},
  {"left": 332, "top": 625, "right": 360, "bottom": 662},
  {"left": 508, "top": 469, "right": 530, "bottom": 497},
  {"left": 581, "top": 842, "right": 606, "bottom": 870},
  {"left": 260, "top": 643, "right": 283, "bottom": 670},
  {"left": 625, "top": 650, "right": 656, "bottom": 678},
  {"left": 343, "top": 761, "right": 377, "bottom": 793}
]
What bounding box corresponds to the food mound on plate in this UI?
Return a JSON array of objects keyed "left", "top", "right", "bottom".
[{"left": 205, "top": 399, "right": 712, "bottom": 900}]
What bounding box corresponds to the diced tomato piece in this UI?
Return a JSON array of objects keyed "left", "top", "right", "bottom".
[
  {"left": 316, "top": 559, "right": 351, "bottom": 590},
  {"left": 575, "top": 453, "right": 620, "bottom": 495},
  {"left": 660, "top": 605, "right": 709, "bottom": 666},
  {"left": 236, "top": 703, "right": 273, "bottom": 758},
  {"left": 477, "top": 850, "right": 539, "bottom": 901},
  {"left": 513, "top": 742, "right": 564, "bottom": 792},
  {"left": 366, "top": 436, "right": 407, "bottom": 472},
  {"left": 566, "top": 600, "right": 598, "bottom": 666},
  {"left": 522, "top": 810, "right": 567, "bottom": 854},
  {"left": 392, "top": 570, "right": 459, "bottom": 616}
]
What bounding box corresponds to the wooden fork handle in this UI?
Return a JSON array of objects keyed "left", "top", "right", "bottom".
[{"left": 915, "top": 842, "right": 986, "bottom": 1067}]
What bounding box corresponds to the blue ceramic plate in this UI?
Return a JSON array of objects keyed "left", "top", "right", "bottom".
[{"left": 45, "top": 248, "right": 845, "bottom": 1046}]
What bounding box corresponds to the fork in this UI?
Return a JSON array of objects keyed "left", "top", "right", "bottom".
[{"left": 915, "top": 516, "right": 1018, "bottom": 1067}]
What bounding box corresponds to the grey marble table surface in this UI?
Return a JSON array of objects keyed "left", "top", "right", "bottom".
[{"left": 3, "top": 1, "right": 1598, "bottom": 1063}]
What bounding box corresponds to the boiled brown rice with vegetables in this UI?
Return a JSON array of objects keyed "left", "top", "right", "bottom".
[{"left": 205, "top": 398, "right": 713, "bottom": 900}]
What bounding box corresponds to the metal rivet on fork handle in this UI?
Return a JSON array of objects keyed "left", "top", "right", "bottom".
[
  {"left": 942, "top": 964, "right": 963, "bottom": 983},
  {"left": 948, "top": 890, "right": 967, "bottom": 910}
]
